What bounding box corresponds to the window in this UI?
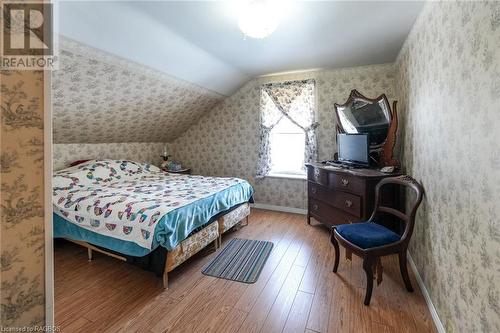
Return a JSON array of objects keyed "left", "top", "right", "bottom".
[
  {"left": 256, "top": 79, "right": 317, "bottom": 179},
  {"left": 269, "top": 115, "right": 306, "bottom": 176}
]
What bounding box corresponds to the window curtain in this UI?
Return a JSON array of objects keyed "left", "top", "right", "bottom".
[{"left": 256, "top": 79, "right": 318, "bottom": 178}]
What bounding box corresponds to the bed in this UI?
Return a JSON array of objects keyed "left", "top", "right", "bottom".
[{"left": 52, "top": 160, "right": 253, "bottom": 288}]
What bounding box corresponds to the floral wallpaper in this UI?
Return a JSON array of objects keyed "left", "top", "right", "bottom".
[
  {"left": 173, "top": 64, "right": 396, "bottom": 209},
  {"left": 0, "top": 70, "right": 46, "bottom": 327},
  {"left": 52, "top": 37, "right": 223, "bottom": 144},
  {"left": 53, "top": 142, "right": 172, "bottom": 170},
  {"left": 395, "top": 2, "right": 500, "bottom": 332}
]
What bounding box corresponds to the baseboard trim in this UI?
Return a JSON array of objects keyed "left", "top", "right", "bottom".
[
  {"left": 251, "top": 203, "right": 307, "bottom": 215},
  {"left": 408, "top": 253, "right": 445, "bottom": 333}
]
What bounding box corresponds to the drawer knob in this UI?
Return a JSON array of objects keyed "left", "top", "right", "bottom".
[
  {"left": 341, "top": 178, "right": 349, "bottom": 186},
  {"left": 313, "top": 204, "right": 319, "bottom": 211},
  {"left": 345, "top": 200, "right": 353, "bottom": 208},
  {"left": 314, "top": 169, "right": 320, "bottom": 176},
  {"left": 311, "top": 187, "right": 317, "bottom": 194}
]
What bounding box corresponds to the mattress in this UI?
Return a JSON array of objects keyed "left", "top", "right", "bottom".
[{"left": 53, "top": 160, "right": 253, "bottom": 256}]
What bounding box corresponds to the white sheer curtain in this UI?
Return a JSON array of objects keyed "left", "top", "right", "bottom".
[{"left": 256, "top": 79, "right": 318, "bottom": 178}]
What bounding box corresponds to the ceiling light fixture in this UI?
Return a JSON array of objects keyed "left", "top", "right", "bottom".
[{"left": 238, "top": 0, "right": 281, "bottom": 39}]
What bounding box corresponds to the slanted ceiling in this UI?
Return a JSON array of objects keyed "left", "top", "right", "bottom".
[
  {"left": 52, "top": 37, "right": 224, "bottom": 144},
  {"left": 53, "top": 1, "right": 424, "bottom": 144}
]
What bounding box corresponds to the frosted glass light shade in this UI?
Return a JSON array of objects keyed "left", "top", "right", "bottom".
[{"left": 238, "top": 1, "right": 280, "bottom": 39}]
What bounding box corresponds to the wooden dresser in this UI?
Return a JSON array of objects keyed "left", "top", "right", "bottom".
[{"left": 305, "top": 162, "right": 401, "bottom": 227}]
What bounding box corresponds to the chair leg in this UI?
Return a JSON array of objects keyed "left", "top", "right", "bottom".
[
  {"left": 362, "top": 256, "right": 374, "bottom": 306},
  {"left": 375, "top": 257, "right": 383, "bottom": 285},
  {"left": 331, "top": 232, "right": 340, "bottom": 273},
  {"left": 398, "top": 251, "right": 414, "bottom": 292},
  {"left": 345, "top": 249, "right": 352, "bottom": 261}
]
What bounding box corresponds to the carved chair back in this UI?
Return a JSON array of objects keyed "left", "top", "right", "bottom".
[{"left": 369, "top": 175, "right": 424, "bottom": 243}]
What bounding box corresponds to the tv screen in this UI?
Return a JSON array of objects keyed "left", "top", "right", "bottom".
[{"left": 338, "top": 134, "right": 369, "bottom": 166}]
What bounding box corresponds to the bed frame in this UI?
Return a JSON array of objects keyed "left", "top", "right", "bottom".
[{"left": 67, "top": 203, "right": 251, "bottom": 289}]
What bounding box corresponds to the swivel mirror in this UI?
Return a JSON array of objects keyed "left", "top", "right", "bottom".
[{"left": 334, "top": 90, "right": 398, "bottom": 167}]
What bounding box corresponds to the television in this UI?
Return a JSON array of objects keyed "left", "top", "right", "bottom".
[{"left": 337, "top": 133, "right": 370, "bottom": 167}]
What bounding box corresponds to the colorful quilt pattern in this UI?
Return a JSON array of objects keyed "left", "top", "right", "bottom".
[{"left": 53, "top": 160, "right": 246, "bottom": 249}]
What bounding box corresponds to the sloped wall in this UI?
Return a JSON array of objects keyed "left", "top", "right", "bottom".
[
  {"left": 395, "top": 2, "right": 500, "bottom": 332},
  {"left": 52, "top": 37, "right": 224, "bottom": 144},
  {"left": 0, "top": 71, "right": 46, "bottom": 326},
  {"left": 173, "top": 64, "right": 396, "bottom": 209}
]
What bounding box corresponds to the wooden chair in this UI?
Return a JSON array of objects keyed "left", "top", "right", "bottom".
[{"left": 331, "top": 175, "right": 424, "bottom": 305}]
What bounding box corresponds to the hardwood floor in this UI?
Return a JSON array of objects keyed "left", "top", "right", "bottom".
[{"left": 54, "top": 209, "right": 436, "bottom": 333}]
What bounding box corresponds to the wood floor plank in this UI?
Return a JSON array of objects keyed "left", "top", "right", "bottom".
[
  {"left": 200, "top": 212, "right": 301, "bottom": 333},
  {"left": 291, "top": 216, "right": 315, "bottom": 268},
  {"left": 298, "top": 225, "right": 330, "bottom": 294},
  {"left": 236, "top": 228, "right": 305, "bottom": 333},
  {"left": 347, "top": 287, "right": 373, "bottom": 333},
  {"left": 305, "top": 235, "right": 335, "bottom": 333},
  {"left": 59, "top": 317, "right": 92, "bottom": 333},
  {"left": 56, "top": 283, "right": 118, "bottom": 327},
  {"left": 83, "top": 285, "right": 152, "bottom": 322},
  {"left": 192, "top": 280, "right": 248, "bottom": 332},
  {"left": 234, "top": 217, "right": 302, "bottom": 312},
  {"left": 281, "top": 291, "right": 314, "bottom": 333},
  {"left": 327, "top": 276, "right": 350, "bottom": 333},
  {"left": 54, "top": 208, "right": 436, "bottom": 333},
  {"left": 107, "top": 293, "right": 179, "bottom": 332},
  {"left": 149, "top": 276, "right": 220, "bottom": 333},
  {"left": 79, "top": 288, "right": 161, "bottom": 333},
  {"left": 259, "top": 264, "right": 307, "bottom": 333},
  {"left": 213, "top": 308, "right": 248, "bottom": 333},
  {"left": 168, "top": 278, "right": 233, "bottom": 333},
  {"left": 371, "top": 322, "right": 396, "bottom": 333}
]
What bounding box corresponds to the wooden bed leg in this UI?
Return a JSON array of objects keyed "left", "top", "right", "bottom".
[
  {"left": 237, "top": 216, "right": 249, "bottom": 228},
  {"left": 163, "top": 271, "right": 168, "bottom": 289},
  {"left": 87, "top": 247, "right": 93, "bottom": 261},
  {"left": 163, "top": 252, "right": 169, "bottom": 289}
]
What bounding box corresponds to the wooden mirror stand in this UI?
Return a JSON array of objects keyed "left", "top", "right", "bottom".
[{"left": 379, "top": 100, "right": 399, "bottom": 167}]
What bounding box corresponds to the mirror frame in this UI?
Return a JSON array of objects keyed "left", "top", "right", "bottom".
[{"left": 334, "top": 89, "right": 399, "bottom": 167}]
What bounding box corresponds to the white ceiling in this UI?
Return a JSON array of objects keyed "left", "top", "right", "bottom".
[{"left": 57, "top": 1, "right": 424, "bottom": 95}]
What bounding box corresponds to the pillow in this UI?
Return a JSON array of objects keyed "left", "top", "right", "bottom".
[
  {"left": 69, "top": 159, "right": 91, "bottom": 167},
  {"left": 54, "top": 160, "right": 161, "bottom": 187}
]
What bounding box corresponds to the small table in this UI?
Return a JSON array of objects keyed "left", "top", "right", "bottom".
[{"left": 163, "top": 168, "right": 191, "bottom": 175}]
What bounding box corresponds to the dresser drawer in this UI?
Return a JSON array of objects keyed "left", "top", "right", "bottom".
[
  {"left": 328, "top": 172, "right": 364, "bottom": 194},
  {"left": 308, "top": 183, "right": 361, "bottom": 217},
  {"left": 307, "top": 166, "right": 328, "bottom": 186},
  {"left": 309, "top": 199, "right": 360, "bottom": 226}
]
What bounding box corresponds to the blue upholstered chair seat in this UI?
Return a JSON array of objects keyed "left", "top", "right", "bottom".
[{"left": 336, "top": 222, "right": 400, "bottom": 249}]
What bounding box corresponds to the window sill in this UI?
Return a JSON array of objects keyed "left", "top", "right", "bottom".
[{"left": 266, "top": 173, "right": 307, "bottom": 180}]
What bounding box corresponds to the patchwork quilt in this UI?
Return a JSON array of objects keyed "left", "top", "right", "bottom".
[{"left": 53, "top": 160, "right": 247, "bottom": 250}]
